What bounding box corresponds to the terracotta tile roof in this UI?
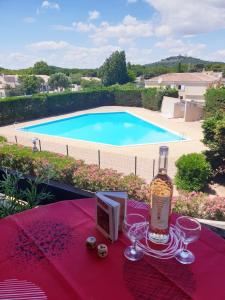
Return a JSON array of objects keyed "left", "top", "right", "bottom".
[{"left": 146, "top": 72, "right": 222, "bottom": 83}]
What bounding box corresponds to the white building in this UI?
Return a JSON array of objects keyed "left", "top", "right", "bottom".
[
  {"left": 145, "top": 71, "right": 223, "bottom": 102},
  {"left": 0, "top": 74, "right": 19, "bottom": 97},
  {"left": 0, "top": 74, "right": 50, "bottom": 97}
]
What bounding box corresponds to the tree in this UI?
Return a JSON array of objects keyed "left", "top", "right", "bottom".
[
  {"left": 69, "top": 73, "right": 83, "bottom": 85},
  {"left": 202, "top": 115, "right": 225, "bottom": 176},
  {"left": 33, "top": 61, "right": 50, "bottom": 75},
  {"left": 127, "top": 70, "right": 136, "bottom": 82},
  {"left": 204, "top": 87, "right": 225, "bottom": 117},
  {"left": 80, "top": 79, "right": 102, "bottom": 90},
  {"left": 177, "top": 62, "right": 182, "bottom": 73},
  {"left": 99, "top": 51, "right": 129, "bottom": 86},
  {"left": 48, "top": 72, "right": 70, "bottom": 90},
  {"left": 18, "top": 75, "right": 44, "bottom": 95}
]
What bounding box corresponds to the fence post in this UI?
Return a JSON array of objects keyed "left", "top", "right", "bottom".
[
  {"left": 153, "top": 159, "right": 155, "bottom": 178},
  {"left": 14, "top": 135, "right": 18, "bottom": 144},
  {"left": 38, "top": 139, "right": 42, "bottom": 151},
  {"left": 134, "top": 156, "right": 137, "bottom": 175},
  {"left": 98, "top": 150, "right": 101, "bottom": 169},
  {"left": 66, "top": 145, "right": 69, "bottom": 156}
]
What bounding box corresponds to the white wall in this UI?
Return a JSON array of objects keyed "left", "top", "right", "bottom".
[{"left": 161, "top": 96, "right": 180, "bottom": 118}]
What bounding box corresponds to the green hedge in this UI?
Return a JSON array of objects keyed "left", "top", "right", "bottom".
[
  {"left": 0, "top": 90, "right": 115, "bottom": 126},
  {"left": 141, "top": 88, "right": 159, "bottom": 110},
  {"left": 141, "top": 87, "right": 178, "bottom": 111},
  {"left": 114, "top": 89, "right": 142, "bottom": 107},
  {"left": 0, "top": 87, "right": 178, "bottom": 126}
]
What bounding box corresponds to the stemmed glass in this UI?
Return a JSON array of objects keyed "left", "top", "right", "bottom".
[
  {"left": 175, "top": 216, "right": 201, "bottom": 264},
  {"left": 123, "top": 214, "right": 148, "bottom": 261}
]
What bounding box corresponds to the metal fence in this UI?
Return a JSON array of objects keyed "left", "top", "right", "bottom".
[{"left": 6, "top": 134, "right": 178, "bottom": 182}]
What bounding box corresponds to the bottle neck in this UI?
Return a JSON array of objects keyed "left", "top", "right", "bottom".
[
  {"left": 158, "top": 152, "right": 168, "bottom": 174},
  {"left": 158, "top": 168, "right": 167, "bottom": 175}
]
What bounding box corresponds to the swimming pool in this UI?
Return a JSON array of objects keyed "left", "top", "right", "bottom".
[{"left": 21, "top": 112, "right": 186, "bottom": 146}]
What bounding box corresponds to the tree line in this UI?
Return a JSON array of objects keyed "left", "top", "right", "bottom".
[
  {"left": 1, "top": 51, "right": 225, "bottom": 80},
  {"left": 3, "top": 50, "right": 225, "bottom": 96}
]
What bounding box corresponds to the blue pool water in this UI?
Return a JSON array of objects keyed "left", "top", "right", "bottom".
[{"left": 21, "top": 112, "right": 186, "bottom": 146}]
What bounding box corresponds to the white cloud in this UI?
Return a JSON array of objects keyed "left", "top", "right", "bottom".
[
  {"left": 61, "top": 45, "right": 120, "bottom": 68},
  {"left": 0, "top": 52, "right": 37, "bottom": 69},
  {"left": 27, "top": 41, "right": 70, "bottom": 51},
  {"left": 210, "top": 49, "right": 225, "bottom": 61},
  {"left": 155, "top": 38, "right": 206, "bottom": 56},
  {"left": 0, "top": 40, "right": 154, "bottom": 69},
  {"left": 72, "top": 22, "right": 95, "bottom": 32},
  {"left": 60, "top": 45, "right": 153, "bottom": 67},
  {"left": 41, "top": 1, "right": 60, "bottom": 10},
  {"left": 126, "top": 47, "right": 152, "bottom": 64},
  {"left": 23, "top": 17, "right": 36, "bottom": 23},
  {"left": 145, "top": 0, "right": 225, "bottom": 36},
  {"left": 88, "top": 10, "right": 100, "bottom": 20},
  {"left": 52, "top": 24, "right": 75, "bottom": 31},
  {"left": 91, "top": 15, "right": 153, "bottom": 45},
  {"left": 54, "top": 15, "right": 153, "bottom": 45},
  {"left": 127, "top": 0, "right": 138, "bottom": 3}
]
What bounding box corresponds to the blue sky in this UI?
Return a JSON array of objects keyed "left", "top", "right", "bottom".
[{"left": 1, "top": 0, "right": 225, "bottom": 69}]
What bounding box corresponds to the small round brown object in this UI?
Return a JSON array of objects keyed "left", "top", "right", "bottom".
[
  {"left": 86, "top": 236, "right": 97, "bottom": 249},
  {"left": 97, "top": 244, "right": 108, "bottom": 258}
]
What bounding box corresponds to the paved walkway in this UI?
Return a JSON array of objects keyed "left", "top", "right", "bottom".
[{"left": 0, "top": 106, "right": 205, "bottom": 182}]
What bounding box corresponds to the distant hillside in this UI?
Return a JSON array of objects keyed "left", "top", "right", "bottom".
[
  {"left": 146, "top": 55, "right": 225, "bottom": 67},
  {"left": 1, "top": 55, "right": 225, "bottom": 78}
]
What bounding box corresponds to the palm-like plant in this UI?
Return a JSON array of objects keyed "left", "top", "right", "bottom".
[{"left": 0, "top": 171, "right": 53, "bottom": 218}]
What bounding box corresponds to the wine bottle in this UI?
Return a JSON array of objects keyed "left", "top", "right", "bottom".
[{"left": 148, "top": 146, "right": 173, "bottom": 244}]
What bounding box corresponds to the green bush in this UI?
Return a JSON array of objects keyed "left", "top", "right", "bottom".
[
  {"left": 0, "top": 136, "right": 7, "bottom": 143},
  {"left": 202, "top": 115, "right": 225, "bottom": 176},
  {"left": 0, "top": 172, "right": 53, "bottom": 218},
  {"left": 114, "top": 89, "right": 142, "bottom": 107},
  {"left": 175, "top": 153, "right": 212, "bottom": 191},
  {"left": 204, "top": 87, "right": 225, "bottom": 117},
  {"left": 141, "top": 88, "right": 159, "bottom": 110}
]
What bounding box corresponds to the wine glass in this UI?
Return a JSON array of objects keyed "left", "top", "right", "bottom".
[
  {"left": 175, "top": 216, "right": 201, "bottom": 264},
  {"left": 122, "top": 214, "right": 148, "bottom": 261}
]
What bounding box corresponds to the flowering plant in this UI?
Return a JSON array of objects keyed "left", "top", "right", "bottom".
[{"left": 172, "top": 192, "right": 225, "bottom": 221}]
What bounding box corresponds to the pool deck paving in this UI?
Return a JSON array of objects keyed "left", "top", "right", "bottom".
[{"left": 0, "top": 106, "right": 206, "bottom": 182}]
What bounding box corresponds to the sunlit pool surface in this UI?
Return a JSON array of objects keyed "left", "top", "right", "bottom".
[{"left": 21, "top": 112, "right": 186, "bottom": 146}]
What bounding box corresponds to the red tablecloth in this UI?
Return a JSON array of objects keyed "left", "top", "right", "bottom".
[{"left": 0, "top": 198, "right": 225, "bottom": 300}]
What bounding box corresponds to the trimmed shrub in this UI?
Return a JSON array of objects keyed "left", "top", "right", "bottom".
[
  {"left": 0, "top": 87, "right": 178, "bottom": 126},
  {"left": 114, "top": 89, "right": 142, "bottom": 107},
  {"left": 141, "top": 88, "right": 158, "bottom": 110},
  {"left": 175, "top": 153, "right": 212, "bottom": 191},
  {"left": 0, "top": 90, "right": 115, "bottom": 126}
]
